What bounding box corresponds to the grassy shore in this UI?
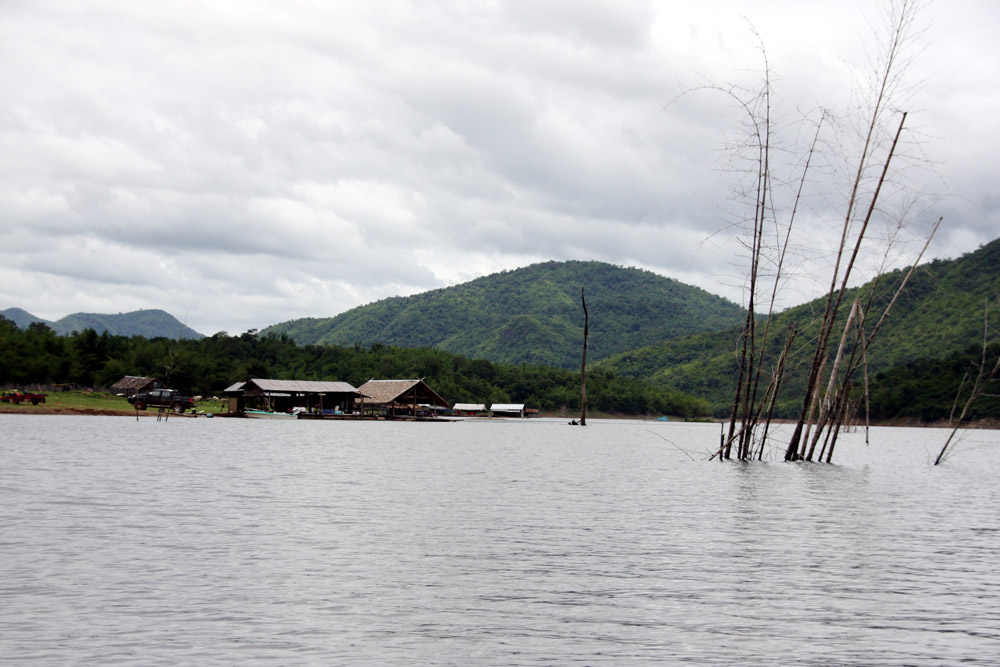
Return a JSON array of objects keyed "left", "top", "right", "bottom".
[
  {"left": 0, "top": 390, "right": 228, "bottom": 416},
  {"left": 4, "top": 391, "right": 998, "bottom": 428}
]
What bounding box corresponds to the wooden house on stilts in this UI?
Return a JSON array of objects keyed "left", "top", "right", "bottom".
[
  {"left": 356, "top": 379, "right": 449, "bottom": 419},
  {"left": 223, "top": 378, "right": 363, "bottom": 416}
]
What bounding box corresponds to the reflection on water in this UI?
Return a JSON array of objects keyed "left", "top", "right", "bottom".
[{"left": 2, "top": 415, "right": 999, "bottom": 664}]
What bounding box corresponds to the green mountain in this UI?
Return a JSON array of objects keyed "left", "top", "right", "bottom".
[
  {"left": 1, "top": 307, "right": 46, "bottom": 329},
  {"left": 0, "top": 308, "right": 204, "bottom": 340},
  {"left": 263, "top": 260, "right": 747, "bottom": 368},
  {"left": 596, "top": 238, "right": 1000, "bottom": 415}
]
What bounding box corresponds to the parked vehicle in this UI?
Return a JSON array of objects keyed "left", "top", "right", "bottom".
[
  {"left": 1, "top": 391, "right": 47, "bottom": 405},
  {"left": 127, "top": 388, "right": 196, "bottom": 413}
]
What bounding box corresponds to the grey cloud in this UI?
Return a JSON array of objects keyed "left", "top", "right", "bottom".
[
  {"left": 1, "top": 0, "right": 997, "bottom": 334},
  {"left": 502, "top": 0, "right": 653, "bottom": 50}
]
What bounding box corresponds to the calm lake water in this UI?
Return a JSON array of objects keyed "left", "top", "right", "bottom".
[{"left": 2, "top": 415, "right": 999, "bottom": 665}]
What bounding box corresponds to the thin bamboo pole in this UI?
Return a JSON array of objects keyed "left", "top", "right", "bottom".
[
  {"left": 755, "top": 324, "right": 797, "bottom": 460},
  {"left": 785, "top": 0, "right": 916, "bottom": 460},
  {"left": 823, "top": 216, "right": 942, "bottom": 456},
  {"left": 806, "top": 298, "right": 861, "bottom": 461},
  {"left": 579, "top": 287, "right": 588, "bottom": 427},
  {"left": 786, "top": 111, "right": 909, "bottom": 460}
]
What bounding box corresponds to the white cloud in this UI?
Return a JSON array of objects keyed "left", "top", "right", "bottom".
[{"left": 0, "top": 0, "right": 997, "bottom": 334}]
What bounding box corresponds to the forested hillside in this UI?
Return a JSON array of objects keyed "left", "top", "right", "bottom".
[
  {"left": 262, "top": 261, "right": 745, "bottom": 368},
  {"left": 866, "top": 342, "right": 1000, "bottom": 422},
  {"left": 5, "top": 240, "right": 999, "bottom": 423},
  {"left": 1, "top": 307, "right": 204, "bottom": 340},
  {"left": 597, "top": 239, "right": 1000, "bottom": 417},
  {"left": 0, "top": 318, "right": 710, "bottom": 418}
]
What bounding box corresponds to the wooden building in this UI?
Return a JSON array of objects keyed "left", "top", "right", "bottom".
[
  {"left": 357, "top": 379, "right": 449, "bottom": 418},
  {"left": 224, "top": 378, "right": 362, "bottom": 415},
  {"left": 111, "top": 376, "right": 158, "bottom": 397}
]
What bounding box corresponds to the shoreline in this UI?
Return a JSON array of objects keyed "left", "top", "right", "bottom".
[
  {"left": 0, "top": 406, "right": 201, "bottom": 417},
  {"left": 2, "top": 405, "right": 999, "bottom": 429}
]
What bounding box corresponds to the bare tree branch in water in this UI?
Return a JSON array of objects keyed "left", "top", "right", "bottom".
[{"left": 936, "top": 298, "right": 1000, "bottom": 465}]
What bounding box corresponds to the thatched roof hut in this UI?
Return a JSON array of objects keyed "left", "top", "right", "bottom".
[
  {"left": 110, "top": 376, "right": 157, "bottom": 397},
  {"left": 357, "top": 379, "right": 448, "bottom": 418}
]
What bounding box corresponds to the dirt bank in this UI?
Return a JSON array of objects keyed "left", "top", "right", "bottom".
[{"left": 0, "top": 405, "right": 199, "bottom": 417}]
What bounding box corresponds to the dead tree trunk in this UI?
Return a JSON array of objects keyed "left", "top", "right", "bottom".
[
  {"left": 785, "top": 111, "right": 909, "bottom": 461},
  {"left": 805, "top": 298, "right": 862, "bottom": 461},
  {"left": 580, "top": 287, "right": 589, "bottom": 427},
  {"left": 814, "top": 215, "right": 942, "bottom": 456},
  {"left": 784, "top": 1, "right": 920, "bottom": 462}
]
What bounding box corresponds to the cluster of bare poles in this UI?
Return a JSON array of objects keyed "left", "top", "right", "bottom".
[{"left": 712, "top": 0, "right": 944, "bottom": 463}]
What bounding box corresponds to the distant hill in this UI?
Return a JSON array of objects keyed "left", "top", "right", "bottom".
[
  {"left": 1, "top": 307, "right": 46, "bottom": 329},
  {"left": 0, "top": 308, "right": 204, "bottom": 340},
  {"left": 596, "top": 237, "right": 1000, "bottom": 415},
  {"left": 262, "top": 260, "right": 747, "bottom": 368}
]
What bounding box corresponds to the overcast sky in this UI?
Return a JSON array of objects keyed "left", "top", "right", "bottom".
[{"left": 2, "top": 0, "right": 996, "bottom": 335}]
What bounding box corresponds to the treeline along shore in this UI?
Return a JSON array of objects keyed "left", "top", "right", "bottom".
[
  {"left": 3, "top": 314, "right": 999, "bottom": 424},
  {"left": 0, "top": 318, "right": 710, "bottom": 419}
]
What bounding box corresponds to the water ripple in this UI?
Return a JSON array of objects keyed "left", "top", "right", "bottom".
[{"left": 1, "top": 416, "right": 999, "bottom": 664}]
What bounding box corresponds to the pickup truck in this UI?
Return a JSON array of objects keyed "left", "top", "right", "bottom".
[
  {"left": 1, "top": 390, "right": 47, "bottom": 405},
  {"left": 127, "top": 388, "right": 196, "bottom": 413}
]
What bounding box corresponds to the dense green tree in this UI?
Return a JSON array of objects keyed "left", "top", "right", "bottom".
[
  {"left": 866, "top": 343, "right": 1000, "bottom": 422},
  {"left": 0, "top": 324, "right": 710, "bottom": 418}
]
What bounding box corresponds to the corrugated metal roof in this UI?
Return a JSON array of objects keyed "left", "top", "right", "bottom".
[
  {"left": 453, "top": 403, "right": 486, "bottom": 411},
  {"left": 490, "top": 403, "right": 525, "bottom": 411},
  {"left": 246, "top": 378, "right": 360, "bottom": 394},
  {"left": 224, "top": 381, "right": 246, "bottom": 393}
]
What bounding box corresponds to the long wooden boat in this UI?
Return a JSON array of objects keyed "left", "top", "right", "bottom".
[{"left": 244, "top": 409, "right": 300, "bottom": 419}]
